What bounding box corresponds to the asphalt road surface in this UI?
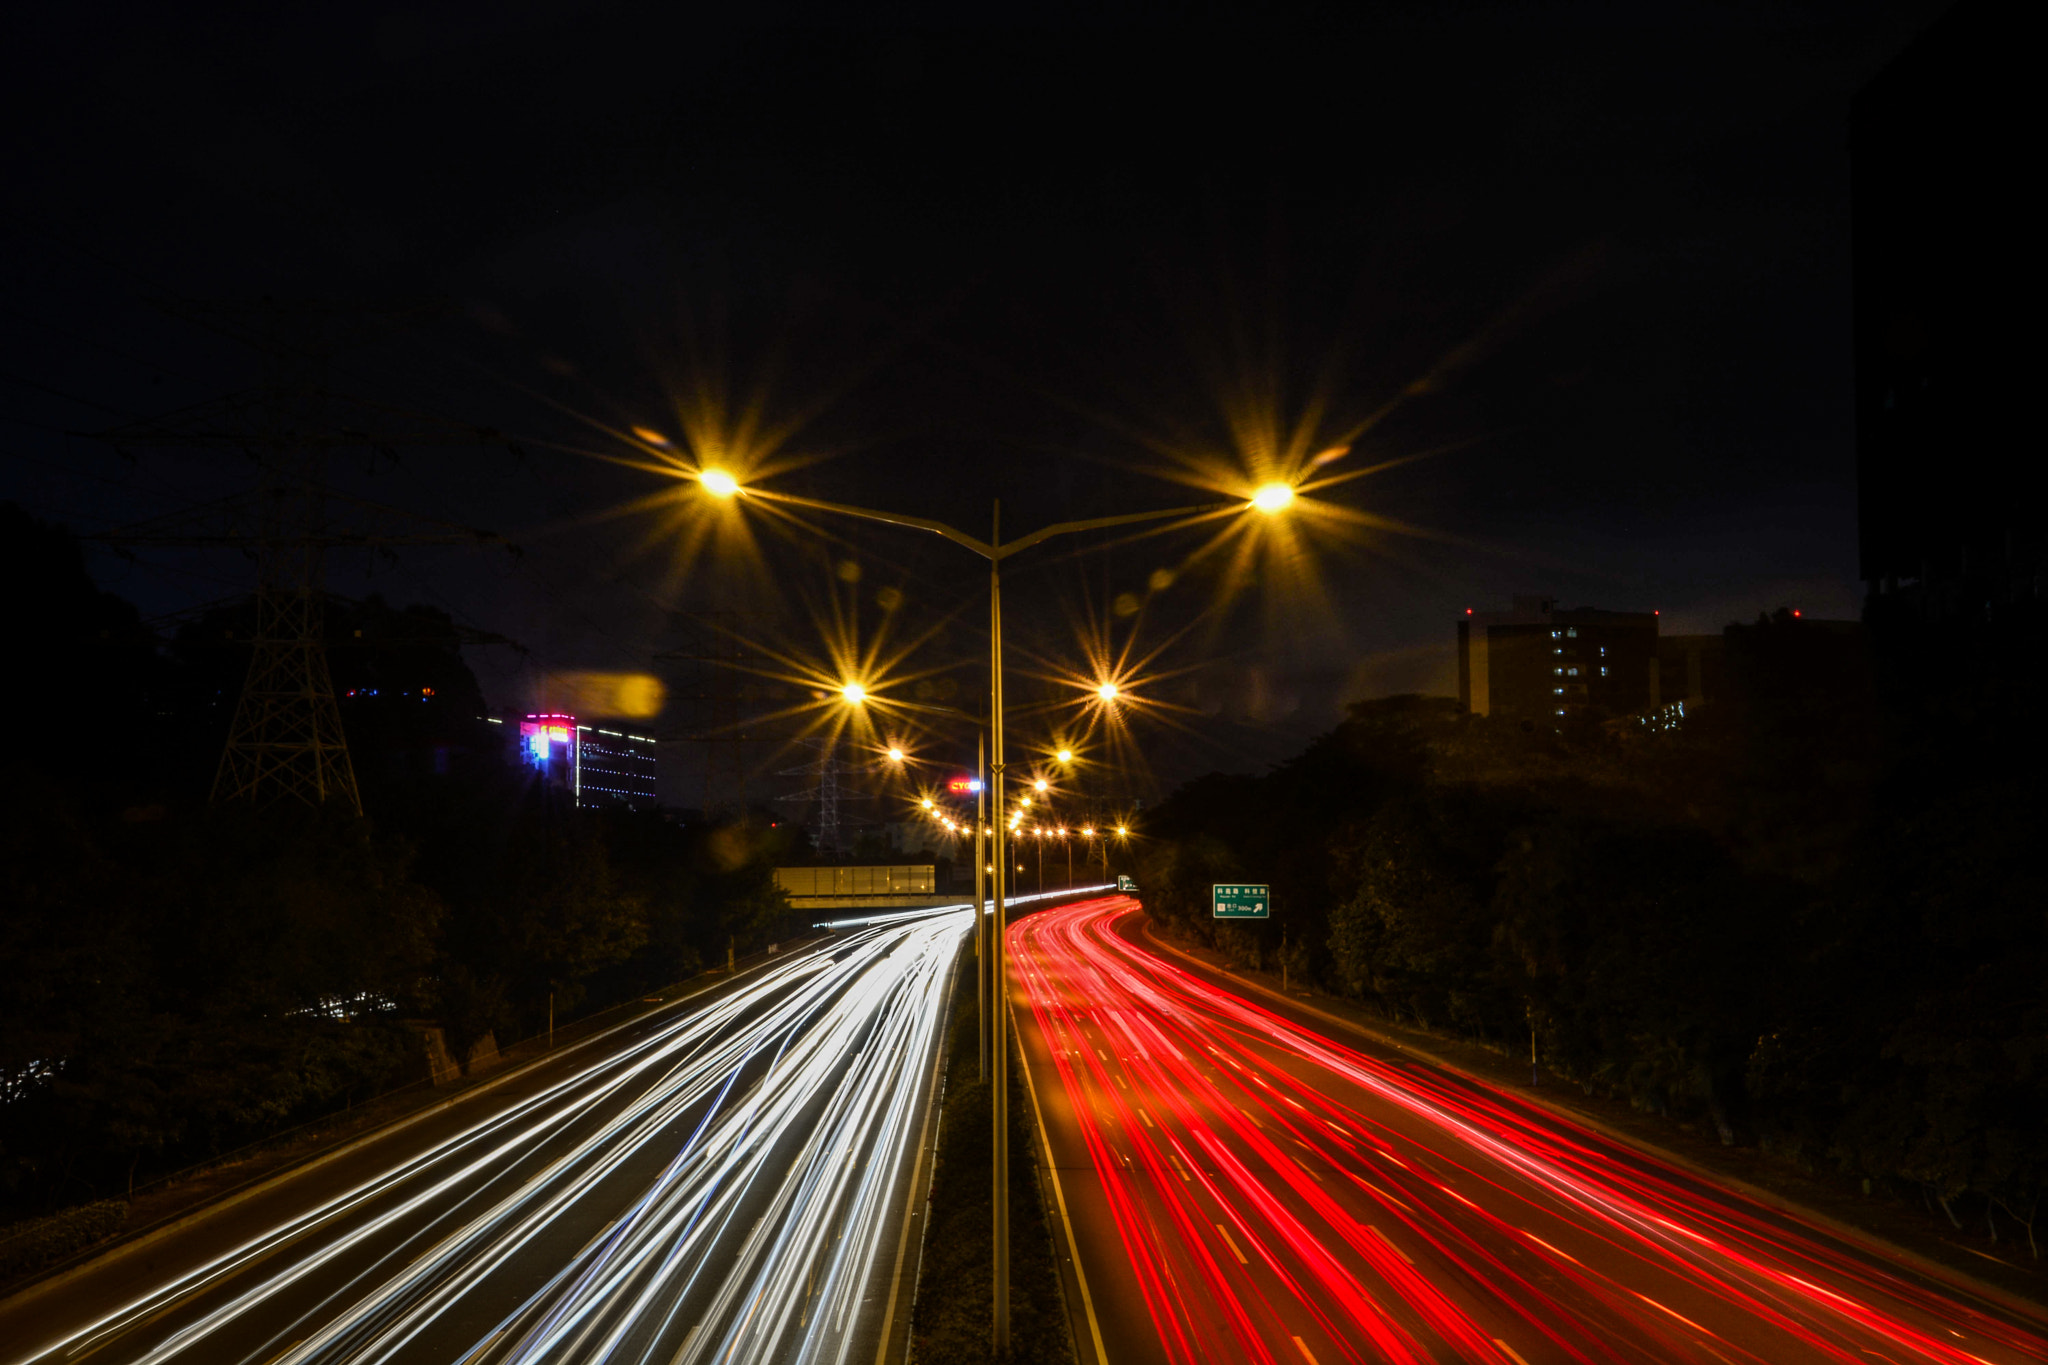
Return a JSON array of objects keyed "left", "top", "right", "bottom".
[
  {"left": 1010, "top": 896, "right": 2048, "bottom": 1365},
  {"left": 1, "top": 909, "right": 966, "bottom": 1365}
]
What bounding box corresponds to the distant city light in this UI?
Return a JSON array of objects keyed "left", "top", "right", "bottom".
[
  {"left": 841, "top": 682, "right": 867, "bottom": 705},
  {"left": 700, "top": 468, "right": 741, "bottom": 498},
  {"left": 1096, "top": 682, "right": 1119, "bottom": 701},
  {"left": 1056, "top": 748, "right": 1073, "bottom": 763},
  {"left": 888, "top": 746, "right": 905, "bottom": 762}
]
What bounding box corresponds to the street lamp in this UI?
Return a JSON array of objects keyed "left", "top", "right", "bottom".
[
  {"left": 700, "top": 476, "right": 1284, "bottom": 1350},
  {"left": 840, "top": 681, "right": 867, "bottom": 705},
  {"left": 1252, "top": 481, "right": 1295, "bottom": 513}
]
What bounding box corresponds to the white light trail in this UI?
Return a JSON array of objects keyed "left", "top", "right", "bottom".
[
  {"left": 16, "top": 912, "right": 969, "bottom": 1365},
  {"left": 812, "top": 883, "right": 1116, "bottom": 931}
]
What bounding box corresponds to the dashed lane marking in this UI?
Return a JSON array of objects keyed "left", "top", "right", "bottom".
[{"left": 1216, "top": 1223, "right": 1248, "bottom": 1264}]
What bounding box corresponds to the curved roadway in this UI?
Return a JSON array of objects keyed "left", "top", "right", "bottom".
[
  {"left": 1011, "top": 895, "right": 2048, "bottom": 1365},
  {"left": 1, "top": 910, "right": 966, "bottom": 1365}
]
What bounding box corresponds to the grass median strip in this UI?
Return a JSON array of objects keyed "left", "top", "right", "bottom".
[{"left": 909, "top": 941, "right": 1073, "bottom": 1365}]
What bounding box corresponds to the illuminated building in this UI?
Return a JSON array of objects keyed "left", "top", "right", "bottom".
[
  {"left": 576, "top": 725, "right": 660, "bottom": 809},
  {"left": 1458, "top": 596, "right": 1658, "bottom": 722},
  {"left": 515, "top": 714, "right": 659, "bottom": 809},
  {"left": 519, "top": 714, "right": 579, "bottom": 795}
]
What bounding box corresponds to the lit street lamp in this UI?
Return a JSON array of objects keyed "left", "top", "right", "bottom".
[{"left": 696, "top": 470, "right": 1288, "bottom": 1350}]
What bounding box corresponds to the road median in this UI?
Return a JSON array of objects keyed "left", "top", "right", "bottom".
[{"left": 910, "top": 938, "right": 1074, "bottom": 1365}]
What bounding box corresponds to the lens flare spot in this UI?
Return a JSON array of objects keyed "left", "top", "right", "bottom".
[{"left": 542, "top": 671, "right": 667, "bottom": 718}]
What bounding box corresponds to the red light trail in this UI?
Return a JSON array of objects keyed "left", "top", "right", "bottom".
[{"left": 1011, "top": 896, "right": 2048, "bottom": 1365}]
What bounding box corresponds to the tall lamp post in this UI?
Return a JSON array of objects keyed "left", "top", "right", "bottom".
[
  {"left": 870, "top": 699, "right": 994, "bottom": 1081},
  {"left": 696, "top": 479, "right": 1292, "bottom": 1350}
]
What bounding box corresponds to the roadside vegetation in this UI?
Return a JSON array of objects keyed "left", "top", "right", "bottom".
[
  {"left": 1135, "top": 613, "right": 2045, "bottom": 1259},
  {"left": 0, "top": 504, "right": 801, "bottom": 1232}
]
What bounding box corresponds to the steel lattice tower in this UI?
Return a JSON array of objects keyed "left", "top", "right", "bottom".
[
  {"left": 90, "top": 302, "right": 519, "bottom": 816},
  {"left": 211, "top": 408, "right": 362, "bottom": 811}
]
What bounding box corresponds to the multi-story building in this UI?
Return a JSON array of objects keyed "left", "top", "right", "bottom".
[
  {"left": 1458, "top": 596, "right": 1658, "bottom": 723},
  {"left": 577, "top": 725, "right": 660, "bottom": 810},
  {"left": 517, "top": 713, "right": 578, "bottom": 792},
  {"left": 512, "top": 713, "right": 660, "bottom": 809},
  {"left": 1656, "top": 634, "right": 1725, "bottom": 710}
]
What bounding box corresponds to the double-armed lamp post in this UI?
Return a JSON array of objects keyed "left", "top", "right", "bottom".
[{"left": 694, "top": 472, "right": 1293, "bottom": 1350}]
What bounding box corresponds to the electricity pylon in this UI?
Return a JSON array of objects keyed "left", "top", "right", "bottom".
[{"left": 91, "top": 326, "right": 519, "bottom": 814}]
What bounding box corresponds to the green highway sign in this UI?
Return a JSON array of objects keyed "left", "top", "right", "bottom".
[{"left": 1211, "top": 883, "right": 1270, "bottom": 919}]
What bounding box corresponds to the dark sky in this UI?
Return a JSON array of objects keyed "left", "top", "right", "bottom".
[{"left": 1, "top": 2, "right": 1945, "bottom": 799}]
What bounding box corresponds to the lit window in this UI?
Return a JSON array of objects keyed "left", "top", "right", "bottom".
[
  {"left": 1567, "top": 667, "right": 1578, "bottom": 676},
  {"left": 1566, "top": 627, "right": 1577, "bottom": 638},
  {"left": 1600, "top": 666, "right": 1609, "bottom": 676},
  {"left": 1551, "top": 630, "right": 1561, "bottom": 639},
  {"left": 1554, "top": 667, "right": 1563, "bottom": 676},
  {"left": 1554, "top": 687, "right": 1564, "bottom": 694},
  {"left": 1600, "top": 646, "right": 1607, "bottom": 656}
]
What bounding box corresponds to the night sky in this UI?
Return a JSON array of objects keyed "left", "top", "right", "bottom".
[{"left": 1, "top": 2, "right": 1945, "bottom": 798}]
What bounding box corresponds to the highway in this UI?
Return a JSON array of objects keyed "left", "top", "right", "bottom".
[
  {"left": 1011, "top": 896, "right": 2048, "bottom": 1365},
  {"left": 0, "top": 910, "right": 967, "bottom": 1365}
]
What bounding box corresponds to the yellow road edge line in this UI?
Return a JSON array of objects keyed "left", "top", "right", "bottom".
[
  {"left": 1493, "top": 1339, "right": 1530, "bottom": 1365},
  {"left": 1294, "top": 1334, "right": 1320, "bottom": 1365},
  {"left": 1011, "top": 999, "right": 1110, "bottom": 1365}
]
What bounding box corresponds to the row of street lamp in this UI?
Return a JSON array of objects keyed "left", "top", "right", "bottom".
[{"left": 690, "top": 466, "right": 1294, "bottom": 1351}]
